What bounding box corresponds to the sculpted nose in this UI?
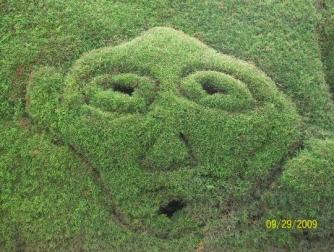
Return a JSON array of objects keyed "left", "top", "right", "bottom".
[{"left": 141, "top": 131, "right": 197, "bottom": 171}]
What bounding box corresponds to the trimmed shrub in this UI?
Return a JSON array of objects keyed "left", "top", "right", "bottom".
[
  {"left": 27, "top": 27, "right": 301, "bottom": 239},
  {"left": 320, "top": 0, "right": 334, "bottom": 93},
  {"left": 264, "top": 138, "right": 334, "bottom": 241},
  {"left": 0, "top": 125, "right": 199, "bottom": 251},
  {"left": 281, "top": 138, "right": 334, "bottom": 237}
]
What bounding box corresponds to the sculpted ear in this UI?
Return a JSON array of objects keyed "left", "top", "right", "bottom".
[{"left": 26, "top": 67, "right": 64, "bottom": 130}]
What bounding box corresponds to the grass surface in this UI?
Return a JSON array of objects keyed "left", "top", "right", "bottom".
[
  {"left": 26, "top": 26, "right": 300, "bottom": 241},
  {"left": 1, "top": 0, "right": 334, "bottom": 251},
  {"left": 320, "top": 0, "right": 334, "bottom": 94}
]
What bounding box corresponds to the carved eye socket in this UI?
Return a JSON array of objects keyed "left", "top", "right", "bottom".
[
  {"left": 85, "top": 73, "right": 158, "bottom": 114},
  {"left": 112, "top": 83, "right": 135, "bottom": 96},
  {"left": 199, "top": 77, "right": 227, "bottom": 95},
  {"left": 180, "top": 71, "right": 255, "bottom": 111}
]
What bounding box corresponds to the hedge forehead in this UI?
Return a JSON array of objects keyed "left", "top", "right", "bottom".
[
  {"left": 65, "top": 27, "right": 207, "bottom": 92},
  {"left": 27, "top": 27, "right": 301, "bottom": 239}
]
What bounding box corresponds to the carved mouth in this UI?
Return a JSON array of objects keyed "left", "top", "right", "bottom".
[{"left": 158, "top": 198, "right": 186, "bottom": 218}]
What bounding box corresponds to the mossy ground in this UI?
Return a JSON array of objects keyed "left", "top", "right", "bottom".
[
  {"left": 320, "top": 0, "right": 334, "bottom": 94},
  {"left": 1, "top": 1, "right": 334, "bottom": 251}
]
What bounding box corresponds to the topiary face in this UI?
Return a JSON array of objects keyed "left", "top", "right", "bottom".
[{"left": 27, "top": 27, "right": 300, "bottom": 239}]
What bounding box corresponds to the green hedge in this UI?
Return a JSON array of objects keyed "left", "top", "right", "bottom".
[
  {"left": 27, "top": 27, "right": 301, "bottom": 240},
  {"left": 0, "top": 124, "right": 199, "bottom": 251},
  {"left": 2, "top": 1, "right": 334, "bottom": 250},
  {"left": 263, "top": 138, "right": 334, "bottom": 244},
  {"left": 281, "top": 138, "right": 334, "bottom": 238}
]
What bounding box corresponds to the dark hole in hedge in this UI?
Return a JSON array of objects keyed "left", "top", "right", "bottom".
[
  {"left": 201, "top": 81, "right": 226, "bottom": 95},
  {"left": 112, "top": 84, "right": 134, "bottom": 95},
  {"left": 158, "top": 199, "right": 185, "bottom": 218}
]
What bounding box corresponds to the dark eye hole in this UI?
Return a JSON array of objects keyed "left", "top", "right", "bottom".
[
  {"left": 200, "top": 79, "right": 227, "bottom": 95},
  {"left": 112, "top": 83, "right": 135, "bottom": 96}
]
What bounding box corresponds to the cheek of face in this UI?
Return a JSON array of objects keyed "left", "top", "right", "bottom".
[{"left": 175, "top": 63, "right": 300, "bottom": 191}]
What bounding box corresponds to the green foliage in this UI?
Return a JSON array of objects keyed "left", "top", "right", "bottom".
[
  {"left": 26, "top": 27, "right": 300, "bottom": 241},
  {"left": 203, "top": 137, "right": 334, "bottom": 251},
  {"left": 0, "top": 124, "right": 199, "bottom": 251},
  {"left": 320, "top": 0, "right": 334, "bottom": 92},
  {"left": 26, "top": 67, "right": 63, "bottom": 129},
  {"left": 180, "top": 71, "right": 255, "bottom": 111},
  {"left": 260, "top": 138, "right": 334, "bottom": 248},
  {"left": 2, "top": 0, "right": 334, "bottom": 129},
  {"left": 281, "top": 138, "right": 334, "bottom": 237},
  {"left": 1, "top": 0, "right": 334, "bottom": 250},
  {"left": 0, "top": 125, "right": 94, "bottom": 250},
  {"left": 0, "top": 83, "right": 13, "bottom": 119},
  {"left": 89, "top": 73, "right": 158, "bottom": 114}
]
